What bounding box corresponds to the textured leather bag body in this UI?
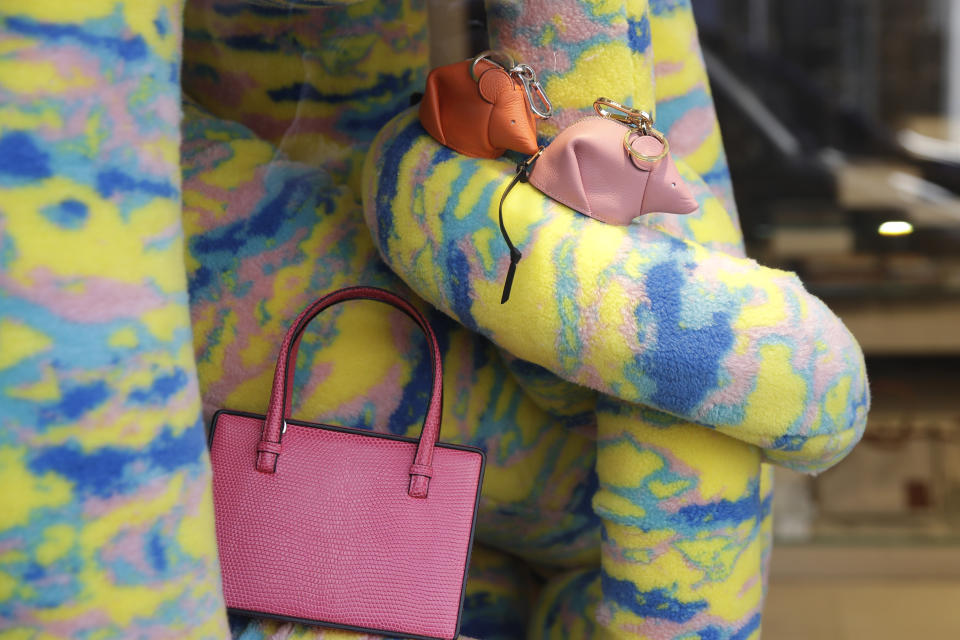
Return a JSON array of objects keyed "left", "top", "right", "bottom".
[{"left": 209, "top": 286, "right": 485, "bottom": 640}]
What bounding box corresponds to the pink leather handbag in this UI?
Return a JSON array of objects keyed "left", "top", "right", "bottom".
[{"left": 209, "top": 286, "right": 485, "bottom": 640}]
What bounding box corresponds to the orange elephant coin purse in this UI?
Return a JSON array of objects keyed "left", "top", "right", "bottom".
[{"left": 419, "top": 50, "right": 552, "bottom": 159}]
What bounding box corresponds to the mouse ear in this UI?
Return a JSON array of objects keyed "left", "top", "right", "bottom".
[{"left": 478, "top": 67, "right": 515, "bottom": 104}]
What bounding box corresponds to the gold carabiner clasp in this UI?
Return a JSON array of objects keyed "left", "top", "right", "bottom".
[
  {"left": 594, "top": 97, "right": 668, "bottom": 162},
  {"left": 594, "top": 97, "right": 654, "bottom": 134}
]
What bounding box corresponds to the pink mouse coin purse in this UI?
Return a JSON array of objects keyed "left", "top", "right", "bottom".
[
  {"left": 528, "top": 104, "right": 698, "bottom": 223},
  {"left": 498, "top": 98, "right": 699, "bottom": 302}
]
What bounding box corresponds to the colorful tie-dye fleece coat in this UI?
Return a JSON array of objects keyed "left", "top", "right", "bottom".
[{"left": 1, "top": 0, "right": 868, "bottom": 639}]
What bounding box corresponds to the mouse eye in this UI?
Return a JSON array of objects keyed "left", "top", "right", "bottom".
[{"left": 671, "top": 182, "right": 676, "bottom": 188}]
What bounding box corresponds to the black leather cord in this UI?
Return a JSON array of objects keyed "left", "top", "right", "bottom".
[{"left": 499, "top": 148, "right": 542, "bottom": 304}]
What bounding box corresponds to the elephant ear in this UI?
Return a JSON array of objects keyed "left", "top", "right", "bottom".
[{"left": 477, "top": 67, "right": 514, "bottom": 104}]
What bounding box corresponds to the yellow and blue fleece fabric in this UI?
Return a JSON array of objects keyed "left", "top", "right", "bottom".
[
  {"left": 0, "top": 1, "right": 229, "bottom": 638},
  {"left": 1, "top": 0, "right": 868, "bottom": 639},
  {"left": 362, "top": 0, "right": 869, "bottom": 638}
]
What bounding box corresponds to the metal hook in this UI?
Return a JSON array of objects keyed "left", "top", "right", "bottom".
[
  {"left": 470, "top": 51, "right": 554, "bottom": 119},
  {"left": 511, "top": 63, "right": 553, "bottom": 118},
  {"left": 594, "top": 97, "right": 653, "bottom": 134}
]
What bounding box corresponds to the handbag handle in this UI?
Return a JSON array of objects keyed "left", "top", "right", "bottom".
[{"left": 256, "top": 286, "right": 443, "bottom": 499}]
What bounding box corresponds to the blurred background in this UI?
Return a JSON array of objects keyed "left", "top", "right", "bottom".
[{"left": 692, "top": 0, "right": 960, "bottom": 637}]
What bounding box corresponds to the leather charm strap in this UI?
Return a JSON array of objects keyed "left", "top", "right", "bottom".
[
  {"left": 256, "top": 286, "right": 444, "bottom": 499},
  {"left": 498, "top": 147, "right": 543, "bottom": 304}
]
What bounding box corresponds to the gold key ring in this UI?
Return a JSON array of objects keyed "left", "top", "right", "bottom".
[{"left": 623, "top": 128, "right": 669, "bottom": 164}]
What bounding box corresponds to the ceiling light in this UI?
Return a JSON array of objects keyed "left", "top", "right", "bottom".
[{"left": 877, "top": 220, "right": 913, "bottom": 236}]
